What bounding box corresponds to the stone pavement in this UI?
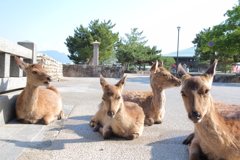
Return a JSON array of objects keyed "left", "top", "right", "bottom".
[{"left": 0, "top": 74, "right": 240, "bottom": 160}]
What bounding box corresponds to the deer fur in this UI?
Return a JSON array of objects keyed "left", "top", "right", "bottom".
[
  {"left": 90, "top": 75, "right": 145, "bottom": 140},
  {"left": 122, "top": 61, "right": 181, "bottom": 126},
  {"left": 15, "top": 56, "right": 64, "bottom": 125},
  {"left": 178, "top": 59, "right": 240, "bottom": 160}
]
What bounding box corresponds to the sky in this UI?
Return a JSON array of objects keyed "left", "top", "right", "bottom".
[{"left": 0, "top": 0, "right": 239, "bottom": 55}]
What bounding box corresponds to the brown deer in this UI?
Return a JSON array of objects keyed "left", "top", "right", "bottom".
[
  {"left": 122, "top": 61, "right": 181, "bottom": 126},
  {"left": 15, "top": 56, "right": 64, "bottom": 125},
  {"left": 178, "top": 59, "right": 240, "bottom": 160},
  {"left": 89, "top": 75, "right": 145, "bottom": 140}
]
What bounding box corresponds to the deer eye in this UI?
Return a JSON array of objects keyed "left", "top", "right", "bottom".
[
  {"left": 204, "top": 89, "right": 210, "bottom": 95},
  {"left": 181, "top": 91, "right": 186, "bottom": 96},
  {"left": 102, "top": 97, "right": 106, "bottom": 101},
  {"left": 117, "top": 96, "right": 121, "bottom": 100},
  {"left": 32, "top": 71, "right": 37, "bottom": 74}
]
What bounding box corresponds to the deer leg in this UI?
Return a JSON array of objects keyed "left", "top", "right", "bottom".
[
  {"left": 155, "top": 108, "right": 165, "bottom": 124},
  {"left": 144, "top": 117, "right": 154, "bottom": 126},
  {"left": 18, "top": 119, "right": 31, "bottom": 124},
  {"left": 183, "top": 133, "right": 194, "bottom": 145},
  {"left": 42, "top": 114, "right": 56, "bottom": 125},
  {"left": 99, "top": 125, "right": 112, "bottom": 139},
  {"left": 188, "top": 140, "right": 201, "bottom": 160},
  {"left": 125, "top": 133, "right": 139, "bottom": 140},
  {"left": 57, "top": 110, "right": 64, "bottom": 120}
]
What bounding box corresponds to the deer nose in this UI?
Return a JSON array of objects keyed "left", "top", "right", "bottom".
[
  {"left": 47, "top": 76, "right": 52, "bottom": 82},
  {"left": 189, "top": 111, "right": 201, "bottom": 121},
  {"left": 107, "top": 111, "right": 115, "bottom": 118}
]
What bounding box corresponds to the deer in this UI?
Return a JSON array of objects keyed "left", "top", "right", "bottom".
[
  {"left": 89, "top": 75, "right": 145, "bottom": 140},
  {"left": 122, "top": 60, "right": 181, "bottom": 126},
  {"left": 14, "top": 56, "right": 64, "bottom": 125},
  {"left": 178, "top": 59, "right": 240, "bottom": 160}
]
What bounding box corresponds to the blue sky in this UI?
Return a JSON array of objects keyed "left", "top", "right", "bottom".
[{"left": 0, "top": 0, "right": 238, "bottom": 55}]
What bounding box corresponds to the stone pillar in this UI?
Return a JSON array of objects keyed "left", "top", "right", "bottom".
[
  {"left": 17, "top": 41, "right": 37, "bottom": 63},
  {"left": 10, "top": 56, "right": 23, "bottom": 77},
  {"left": 0, "top": 53, "right": 10, "bottom": 78},
  {"left": 92, "top": 40, "right": 100, "bottom": 65}
]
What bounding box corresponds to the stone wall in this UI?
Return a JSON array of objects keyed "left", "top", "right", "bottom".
[
  {"left": 63, "top": 64, "right": 124, "bottom": 78},
  {"left": 214, "top": 75, "right": 240, "bottom": 83},
  {"left": 37, "top": 53, "right": 63, "bottom": 80}
]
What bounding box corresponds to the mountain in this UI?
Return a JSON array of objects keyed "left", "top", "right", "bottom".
[{"left": 38, "top": 50, "right": 72, "bottom": 64}]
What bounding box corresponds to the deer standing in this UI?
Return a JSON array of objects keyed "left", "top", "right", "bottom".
[
  {"left": 15, "top": 56, "right": 64, "bottom": 125},
  {"left": 178, "top": 59, "right": 240, "bottom": 160},
  {"left": 90, "top": 75, "right": 145, "bottom": 140},
  {"left": 122, "top": 61, "right": 181, "bottom": 126}
]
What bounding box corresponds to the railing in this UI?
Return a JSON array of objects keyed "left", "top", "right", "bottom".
[{"left": 0, "top": 37, "right": 37, "bottom": 93}]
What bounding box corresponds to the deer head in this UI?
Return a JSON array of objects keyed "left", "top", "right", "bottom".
[
  {"left": 150, "top": 60, "right": 181, "bottom": 90},
  {"left": 14, "top": 56, "right": 52, "bottom": 87},
  {"left": 177, "top": 60, "right": 218, "bottom": 123},
  {"left": 100, "top": 75, "right": 127, "bottom": 118}
]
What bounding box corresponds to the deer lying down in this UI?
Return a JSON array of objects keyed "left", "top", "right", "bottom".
[
  {"left": 178, "top": 59, "right": 240, "bottom": 160},
  {"left": 122, "top": 61, "right": 181, "bottom": 126},
  {"left": 90, "top": 75, "right": 145, "bottom": 140},
  {"left": 15, "top": 57, "right": 64, "bottom": 125}
]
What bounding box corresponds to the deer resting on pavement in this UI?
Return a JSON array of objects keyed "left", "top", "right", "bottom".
[
  {"left": 15, "top": 56, "right": 64, "bottom": 125},
  {"left": 90, "top": 75, "right": 145, "bottom": 140},
  {"left": 122, "top": 61, "right": 181, "bottom": 126},
  {"left": 178, "top": 59, "right": 240, "bottom": 160}
]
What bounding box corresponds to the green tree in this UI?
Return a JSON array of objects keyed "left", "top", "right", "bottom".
[
  {"left": 65, "top": 19, "right": 119, "bottom": 64},
  {"left": 192, "top": 2, "right": 240, "bottom": 66},
  {"left": 116, "top": 28, "right": 162, "bottom": 70}
]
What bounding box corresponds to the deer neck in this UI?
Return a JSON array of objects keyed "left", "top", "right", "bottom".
[
  {"left": 195, "top": 98, "right": 234, "bottom": 146},
  {"left": 151, "top": 87, "right": 165, "bottom": 110},
  {"left": 23, "top": 83, "right": 39, "bottom": 109}
]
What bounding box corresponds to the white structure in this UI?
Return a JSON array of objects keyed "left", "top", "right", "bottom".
[{"left": 92, "top": 40, "right": 100, "bottom": 65}]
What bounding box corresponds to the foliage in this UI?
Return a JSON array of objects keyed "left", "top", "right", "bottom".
[
  {"left": 65, "top": 19, "right": 119, "bottom": 64},
  {"left": 192, "top": 2, "right": 240, "bottom": 65},
  {"left": 115, "top": 28, "right": 162, "bottom": 70},
  {"left": 160, "top": 57, "right": 176, "bottom": 70}
]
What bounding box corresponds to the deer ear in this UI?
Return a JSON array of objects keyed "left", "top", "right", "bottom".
[
  {"left": 150, "top": 60, "right": 158, "bottom": 74},
  {"left": 100, "top": 74, "right": 108, "bottom": 87},
  {"left": 177, "top": 63, "right": 187, "bottom": 79},
  {"left": 14, "top": 56, "right": 29, "bottom": 71},
  {"left": 116, "top": 75, "right": 127, "bottom": 91},
  {"left": 201, "top": 59, "right": 218, "bottom": 85},
  {"left": 204, "top": 59, "right": 218, "bottom": 77},
  {"left": 158, "top": 61, "right": 163, "bottom": 68}
]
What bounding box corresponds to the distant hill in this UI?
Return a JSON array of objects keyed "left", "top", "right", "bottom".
[{"left": 38, "top": 50, "right": 72, "bottom": 64}]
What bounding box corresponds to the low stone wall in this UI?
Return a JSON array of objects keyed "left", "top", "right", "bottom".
[
  {"left": 214, "top": 75, "right": 240, "bottom": 83},
  {"left": 37, "top": 53, "right": 63, "bottom": 80},
  {"left": 63, "top": 64, "right": 124, "bottom": 78}
]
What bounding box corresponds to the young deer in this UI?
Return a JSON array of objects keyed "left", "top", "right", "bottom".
[
  {"left": 15, "top": 56, "right": 64, "bottom": 125},
  {"left": 178, "top": 60, "right": 240, "bottom": 160},
  {"left": 89, "top": 75, "right": 145, "bottom": 140},
  {"left": 122, "top": 61, "right": 181, "bottom": 126}
]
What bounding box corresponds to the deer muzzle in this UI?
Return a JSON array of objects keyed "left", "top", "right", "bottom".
[
  {"left": 189, "top": 111, "right": 201, "bottom": 123},
  {"left": 107, "top": 111, "right": 115, "bottom": 118}
]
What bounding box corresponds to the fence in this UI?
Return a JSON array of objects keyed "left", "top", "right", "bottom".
[{"left": 0, "top": 38, "right": 37, "bottom": 93}]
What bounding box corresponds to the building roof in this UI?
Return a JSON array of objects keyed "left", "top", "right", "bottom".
[{"left": 162, "top": 47, "right": 195, "bottom": 57}]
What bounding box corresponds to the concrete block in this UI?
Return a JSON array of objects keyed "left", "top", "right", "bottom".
[
  {"left": 0, "top": 53, "right": 10, "bottom": 78},
  {"left": 0, "top": 90, "right": 21, "bottom": 126},
  {"left": 0, "top": 77, "right": 26, "bottom": 93}
]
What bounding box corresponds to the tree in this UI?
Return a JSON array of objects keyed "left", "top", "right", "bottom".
[
  {"left": 116, "top": 28, "right": 162, "bottom": 70},
  {"left": 65, "top": 19, "right": 119, "bottom": 64},
  {"left": 192, "top": 2, "right": 240, "bottom": 66}
]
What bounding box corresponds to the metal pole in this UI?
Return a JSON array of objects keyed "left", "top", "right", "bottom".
[{"left": 176, "top": 26, "right": 181, "bottom": 76}]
